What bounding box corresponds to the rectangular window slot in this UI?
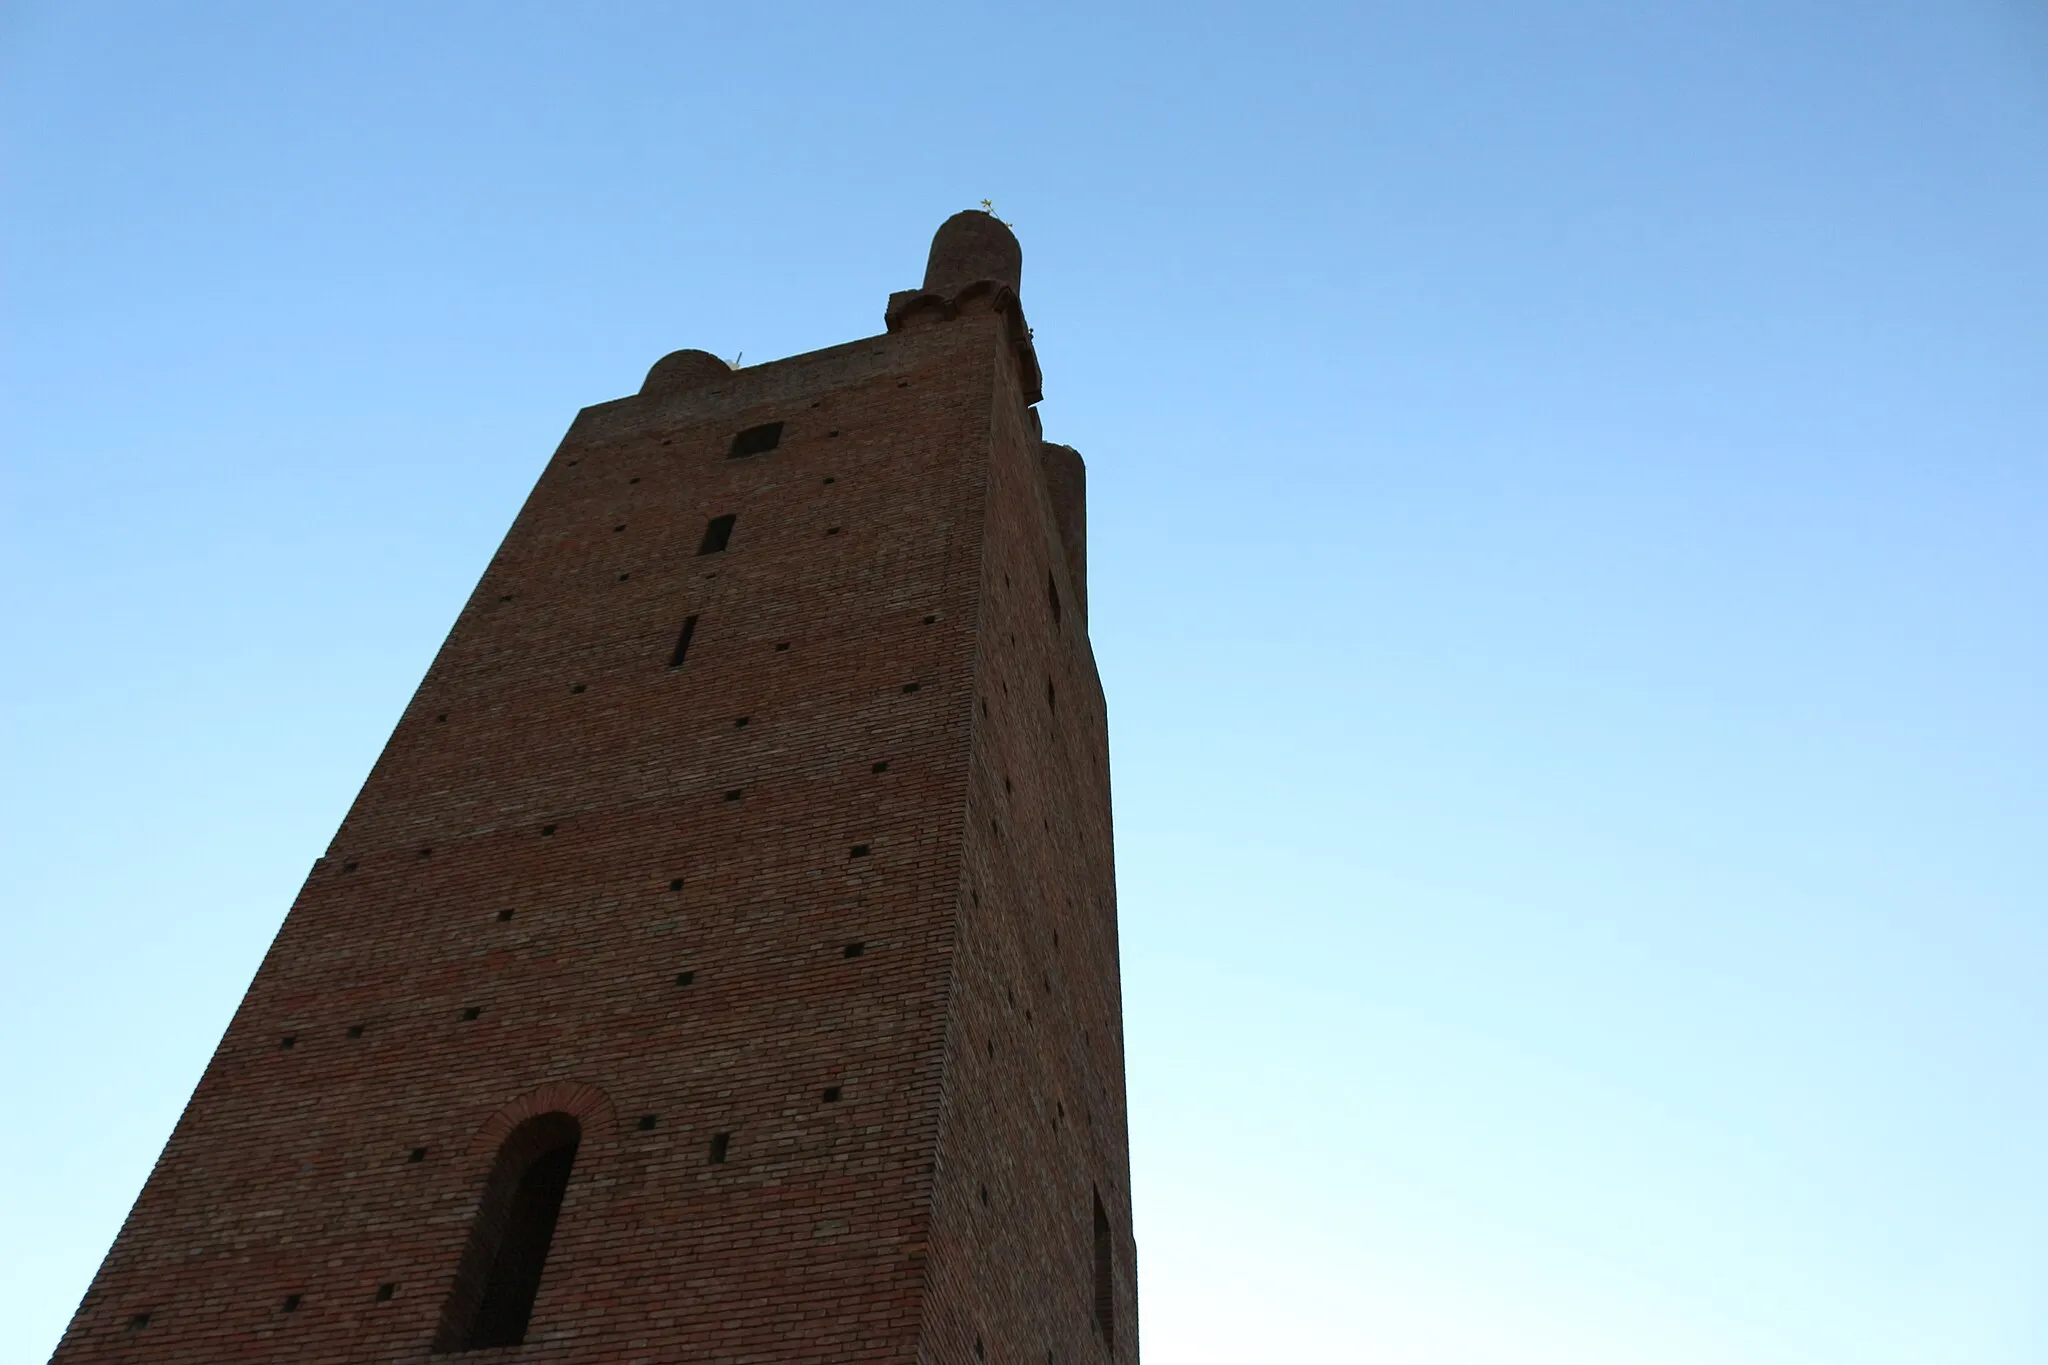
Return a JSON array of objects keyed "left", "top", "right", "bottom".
[
  {"left": 676, "top": 970, "right": 695, "bottom": 986},
  {"left": 1093, "top": 1189, "right": 1115, "bottom": 1348},
  {"left": 822, "top": 1086, "right": 842, "bottom": 1103},
  {"left": 346, "top": 1024, "right": 365, "bottom": 1039},
  {"left": 849, "top": 845, "right": 870, "bottom": 858},
  {"left": 724, "top": 789, "right": 742, "bottom": 802},
  {"left": 127, "top": 1315, "right": 149, "bottom": 1333},
  {"left": 843, "top": 942, "right": 865, "bottom": 958},
  {"left": 902, "top": 682, "right": 920, "bottom": 693},
  {"left": 728, "top": 422, "right": 783, "bottom": 458},
  {"left": 283, "top": 1294, "right": 302, "bottom": 1313},
  {"left": 376, "top": 1283, "right": 396, "bottom": 1303},
  {"left": 497, "top": 909, "right": 515, "bottom": 922},
  {"left": 668, "top": 878, "right": 684, "bottom": 892},
  {"left": 670, "top": 615, "right": 699, "bottom": 668},
  {"left": 279, "top": 1035, "right": 297, "bottom": 1050},
  {"left": 461, "top": 1007, "right": 482, "bottom": 1022},
  {"left": 709, "top": 1132, "right": 731, "bottom": 1164},
  {"left": 698, "top": 514, "right": 737, "bottom": 555},
  {"left": 409, "top": 1147, "right": 427, "bottom": 1162},
  {"left": 871, "top": 761, "right": 889, "bottom": 773},
  {"left": 637, "top": 1115, "right": 657, "bottom": 1131},
  {"left": 1049, "top": 571, "right": 1062, "bottom": 623}
]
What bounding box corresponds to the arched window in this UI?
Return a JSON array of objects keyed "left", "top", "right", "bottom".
[{"left": 435, "top": 1112, "right": 581, "bottom": 1352}]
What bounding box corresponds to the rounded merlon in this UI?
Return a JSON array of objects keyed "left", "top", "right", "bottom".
[
  {"left": 923, "top": 210, "right": 1022, "bottom": 297},
  {"left": 641, "top": 349, "right": 732, "bottom": 396}
]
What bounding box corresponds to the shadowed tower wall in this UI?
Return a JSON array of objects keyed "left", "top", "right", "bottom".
[{"left": 53, "top": 213, "right": 1136, "bottom": 1365}]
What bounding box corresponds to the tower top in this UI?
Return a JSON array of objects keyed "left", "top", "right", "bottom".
[{"left": 923, "top": 209, "right": 1022, "bottom": 297}]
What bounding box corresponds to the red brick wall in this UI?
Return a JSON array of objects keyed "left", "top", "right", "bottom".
[{"left": 55, "top": 235, "right": 1135, "bottom": 1364}]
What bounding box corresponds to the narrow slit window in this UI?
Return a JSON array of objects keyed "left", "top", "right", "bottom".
[
  {"left": 1093, "top": 1188, "right": 1115, "bottom": 1350},
  {"left": 727, "top": 422, "right": 783, "bottom": 458},
  {"left": 435, "top": 1113, "right": 581, "bottom": 1353},
  {"left": 1048, "top": 571, "right": 1062, "bottom": 624},
  {"left": 698, "top": 514, "right": 736, "bottom": 555},
  {"left": 670, "top": 615, "right": 699, "bottom": 668}
]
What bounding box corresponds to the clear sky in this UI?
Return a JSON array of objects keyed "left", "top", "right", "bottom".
[{"left": 3, "top": 3, "right": 2043, "bottom": 1361}]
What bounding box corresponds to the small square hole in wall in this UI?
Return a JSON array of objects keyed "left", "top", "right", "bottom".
[
  {"left": 724, "top": 789, "right": 742, "bottom": 802},
  {"left": 637, "top": 1115, "right": 657, "bottom": 1131},
  {"left": 849, "top": 844, "right": 870, "bottom": 858},
  {"left": 541, "top": 824, "right": 556, "bottom": 836},
  {"left": 418, "top": 847, "right": 433, "bottom": 858},
  {"left": 975, "top": 1336, "right": 984, "bottom": 1360},
  {"left": 376, "top": 1283, "right": 396, "bottom": 1303},
  {"left": 342, "top": 861, "right": 357, "bottom": 872},
  {"left": 669, "top": 878, "right": 684, "bottom": 892},
  {"left": 698, "top": 513, "right": 737, "bottom": 555},
  {"left": 498, "top": 593, "right": 514, "bottom": 602},
  {"left": 675, "top": 971, "right": 695, "bottom": 986},
  {"left": 127, "top": 1314, "right": 149, "bottom": 1332},
  {"left": 728, "top": 422, "right": 784, "bottom": 458},
  {"left": 461, "top": 1006, "right": 482, "bottom": 1022},
  {"left": 572, "top": 683, "right": 586, "bottom": 694},
  {"left": 279, "top": 1035, "right": 296, "bottom": 1050},
  {"left": 282, "top": 1294, "right": 301, "bottom": 1313},
  {"left": 408, "top": 1147, "right": 426, "bottom": 1163},
  {"left": 435, "top": 713, "right": 447, "bottom": 723},
  {"left": 613, "top": 523, "right": 626, "bottom": 532},
  {"left": 827, "top": 428, "right": 840, "bottom": 438},
  {"left": 346, "top": 1024, "right": 364, "bottom": 1039},
  {"left": 709, "top": 1132, "right": 731, "bottom": 1163},
  {"left": 843, "top": 942, "right": 865, "bottom": 958},
  {"left": 822, "top": 1086, "right": 842, "bottom": 1103},
  {"left": 923, "top": 614, "right": 936, "bottom": 625},
  {"left": 826, "top": 526, "right": 841, "bottom": 536},
  {"left": 823, "top": 476, "right": 836, "bottom": 484},
  {"left": 774, "top": 641, "right": 790, "bottom": 652},
  {"left": 871, "top": 761, "right": 889, "bottom": 773},
  {"left": 497, "top": 908, "right": 515, "bottom": 922},
  {"left": 902, "top": 682, "right": 920, "bottom": 694},
  {"left": 617, "top": 572, "right": 630, "bottom": 582},
  {"left": 734, "top": 716, "right": 749, "bottom": 728}
]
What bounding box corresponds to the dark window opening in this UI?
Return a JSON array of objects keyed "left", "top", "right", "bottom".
[
  {"left": 434, "top": 1113, "right": 581, "bottom": 1353},
  {"left": 728, "top": 422, "right": 783, "bottom": 458},
  {"left": 698, "top": 514, "right": 736, "bottom": 555},
  {"left": 127, "top": 1314, "right": 149, "bottom": 1332},
  {"left": 377, "top": 1283, "right": 397, "bottom": 1303},
  {"left": 282, "top": 1294, "right": 301, "bottom": 1312},
  {"left": 1049, "top": 572, "right": 1062, "bottom": 624},
  {"left": 670, "top": 615, "right": 699, "bottom": 668},
  {"left": 1093, "top": 1188, "right": 1115, "bottom": 1350},
  {"left": 709, "top": 1132, "right": 731, "bottom": 1164}
]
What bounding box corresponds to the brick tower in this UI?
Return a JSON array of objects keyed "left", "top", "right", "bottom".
[{"left": 56, "top": 212, "right": 1136, "bottom": 1364}]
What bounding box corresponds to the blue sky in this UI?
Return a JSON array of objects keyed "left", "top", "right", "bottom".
[{"left": 3, "top": 3, "right": 2044, "bottom": 1361}]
